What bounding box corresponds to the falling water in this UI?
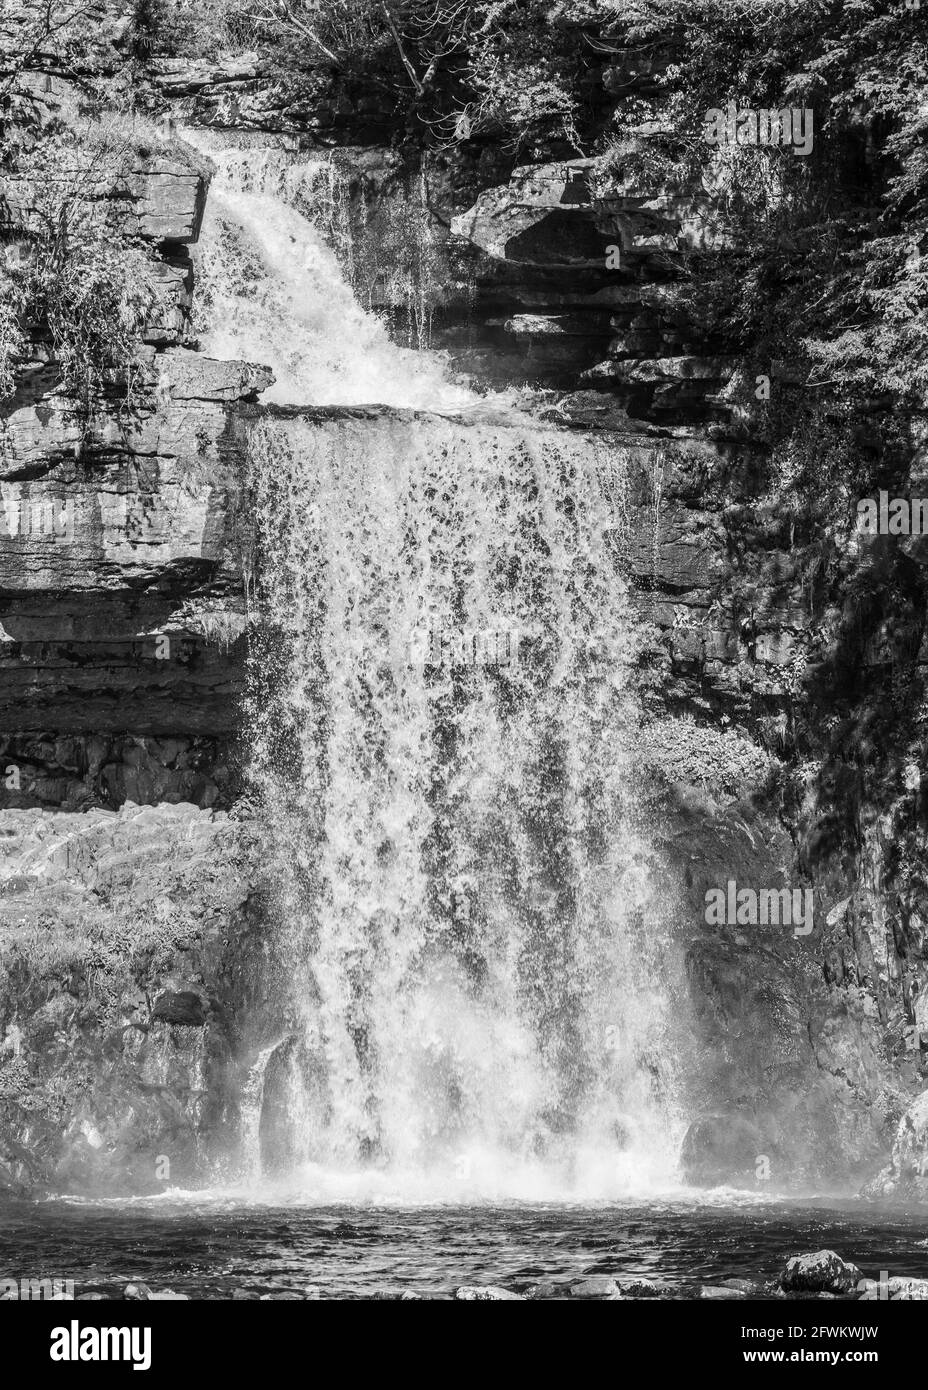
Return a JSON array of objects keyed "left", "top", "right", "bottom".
[
  {"left": 241, "top": 1043, "right": 280, "bottom": 1183},
  {"left": 193, "top": 138, "right": 683, "bottom": 1201},
  {"left": 191, "top": 140, "right": 469, "bottom": 409}
]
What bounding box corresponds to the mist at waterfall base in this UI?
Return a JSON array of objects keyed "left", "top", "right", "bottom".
[{"left": 189, "top": 137, "right": 690, "bottom": 1205}]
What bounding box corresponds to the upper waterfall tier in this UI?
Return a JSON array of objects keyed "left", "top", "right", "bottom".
[{"left": 191, "top": 139, "right": 475, "bottom": 412}]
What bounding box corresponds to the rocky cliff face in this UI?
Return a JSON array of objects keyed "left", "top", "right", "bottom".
[
  {"left": 0, "top": 341, "right": 272, "bottom": 809},
  {"left": 1, "top": 128, "right": 275, "bottom": 810}
]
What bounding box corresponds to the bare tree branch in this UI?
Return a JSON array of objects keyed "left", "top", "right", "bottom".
[{"left": 380, "top": 1, "right": 425, "bottom": 96}]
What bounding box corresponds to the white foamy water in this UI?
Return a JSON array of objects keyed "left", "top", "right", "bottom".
[
  {"left": 188, "top": 137, "right": 683, "bottom": 1201},
  {"left": 190, "top": 140, "right": 475, "bottom": 411},
  {"left": 245, "top": 414, "right": 683, "bottom": 1200}
]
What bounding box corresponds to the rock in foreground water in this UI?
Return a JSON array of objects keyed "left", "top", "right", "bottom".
[
  {"left": 780, "top": 1251, "right": 862, "bottom": 1295},
  {"left": 569, "top": 1275, "right": 620, "bottom": 1299},
  {"left": 454, "top": 1286, "right": 524, "bottom": 1300},
  {"left": 124, "top": 1283, "right": 189, "bottom": 1300}
]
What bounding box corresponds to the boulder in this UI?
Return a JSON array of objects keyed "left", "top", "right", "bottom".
[
  {"left": 124, "top": 157, "right": 209, "bottom": 244},
  {"left": 780, "top": 1251, "right": 862, "bottom": 1295},
  {"left": 620, "top": 1277, "right": 668, "bottom": 1297},
  {"left": 680, "top": 1113, "right": 766, "bottom": 1187},
  {"left": 888, "top": 1277, "right": 928, "bottom": 1300},
  {"left": 451, "top": 160, "right": 610, "bottom": 268},
  {"left": 150, "top": 991, "right": 209, "bottom": 1027},
  {"left": 453, "top": 1286, "right": 524, "bottom": 1300},
  {"left": 569, "top": 1275, "right": 620, "bottom": 1299}
]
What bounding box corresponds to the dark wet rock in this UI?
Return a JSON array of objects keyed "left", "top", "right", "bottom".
[
  {"left": 888, "top": 1277, "right": 928, "bottom": 1300},
  {"left": 524, "top": 1281, "right": 560, "bottom": 1299},
  {"left": 720, "top": 1278, "right": 761, "bottom": 1293},
  {"left": 124, "top": 1283, "right": 154, "bottom": 1300},
  {"left": 124, "top": 1282, "right": 189, "bottom": 1300},
  {"left": 454, "top": 1285, "right": 524, "bottom": 1301},
  {"left": 680, "top": 1113, "right": 766, "bottom": 1187},
  {"left": 451, "top": 160, "right": 611, "bottom": 269},
  {"left": 780, "top": 1251, "right": 863, "bottom": 1296},
  {"left": 619, "top": 1277, "right": 667, "bottom": 1297},
  {"left": 569, "top": 1275, "right": 620, "bottom": 1299},
  {"left": 255, "top": 1285, "right": 321, "bottom": 1300},
  {"left": 150, "top": 991, "right": 209, "bottom": 1027},
  {"left": 0, "top": 349, "right": 268, "bottom": 804}
]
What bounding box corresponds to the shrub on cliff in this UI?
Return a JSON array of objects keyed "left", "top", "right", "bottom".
[
  {"left": 616, "top": 0, "right": 928, "bottom": 403},
  {"left": 1, "top": 121, "right": 157, "bottom": 426},
  {"left": 0, "top": 283, "right": 25, "bottom": 398}
]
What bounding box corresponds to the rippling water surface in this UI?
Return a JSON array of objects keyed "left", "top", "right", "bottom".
[{"left": 2, "top": 1199, "right": 926, "bottom": 1299}]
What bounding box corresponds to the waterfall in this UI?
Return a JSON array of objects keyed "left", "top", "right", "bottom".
[
  {"left": 240, "top": 1043, "right": 280, "bottom": 1183},
  {"left": 190, "top": 139, "right": 470, "bottom": 410},
  {"left": 194, "top": 137, "right": 683, "bottom": 1201}
]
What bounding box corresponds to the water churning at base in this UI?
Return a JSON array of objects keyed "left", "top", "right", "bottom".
[{"left": 195, "top": 138, "right": 681, "bottom": 1199}]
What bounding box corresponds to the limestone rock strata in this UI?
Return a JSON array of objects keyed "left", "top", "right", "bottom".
[
  {"left": 447, "top": 153, "right": 733, "bottom": 406},
  {"left": 0, "top": 350, "right": 271, "bottom": 809}
]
